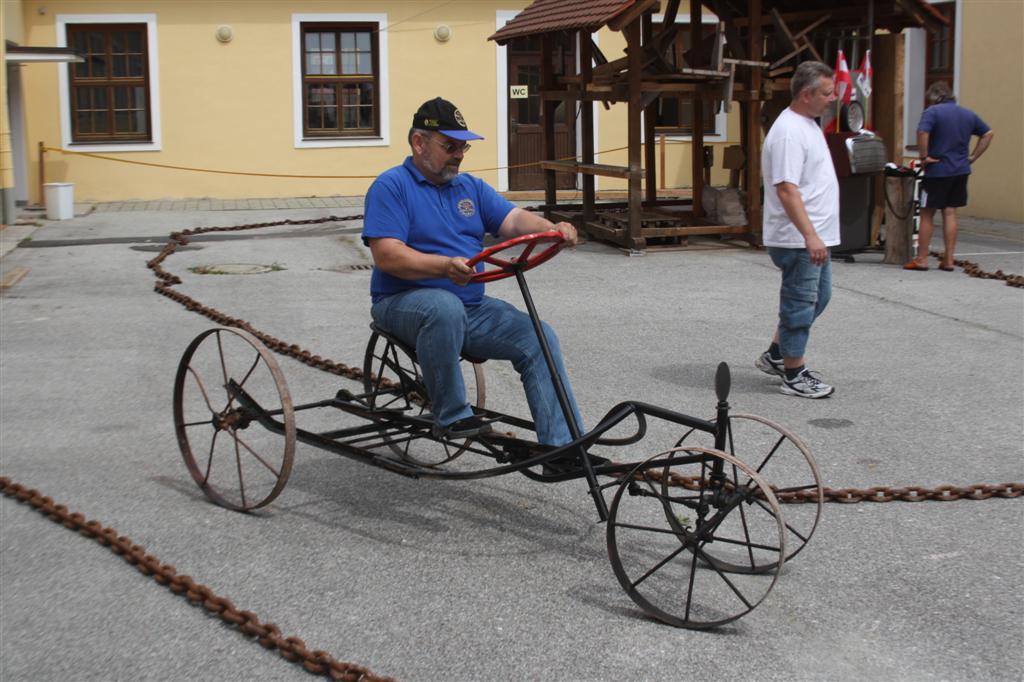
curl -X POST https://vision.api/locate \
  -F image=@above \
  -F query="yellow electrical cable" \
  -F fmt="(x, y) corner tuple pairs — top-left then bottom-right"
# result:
(43, 144), (641, 179)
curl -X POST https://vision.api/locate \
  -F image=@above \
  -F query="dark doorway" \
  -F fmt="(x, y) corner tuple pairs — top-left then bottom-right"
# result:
(507, 35), (577, 190)
(924, 2), (956, 105)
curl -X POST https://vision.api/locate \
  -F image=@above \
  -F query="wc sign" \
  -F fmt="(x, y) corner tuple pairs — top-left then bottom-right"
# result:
(510, 85), (529, 99)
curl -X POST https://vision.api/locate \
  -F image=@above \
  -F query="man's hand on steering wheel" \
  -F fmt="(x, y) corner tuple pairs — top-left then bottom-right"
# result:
(549, 221), (578, 247)
(446, 256), (475, 286)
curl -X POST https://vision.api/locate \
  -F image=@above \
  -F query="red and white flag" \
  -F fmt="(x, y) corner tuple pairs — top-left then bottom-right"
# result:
(835, 50), (853, 105)
(833, 50), (853, 132)
(856, 49), (873, 99)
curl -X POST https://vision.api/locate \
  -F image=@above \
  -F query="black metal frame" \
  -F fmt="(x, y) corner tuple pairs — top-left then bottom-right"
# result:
(173, 234), (826, 629)
(228, 249), (734, 523)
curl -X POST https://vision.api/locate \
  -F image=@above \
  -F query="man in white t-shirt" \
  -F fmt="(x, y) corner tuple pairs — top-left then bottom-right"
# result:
(754, 61), (839, 398)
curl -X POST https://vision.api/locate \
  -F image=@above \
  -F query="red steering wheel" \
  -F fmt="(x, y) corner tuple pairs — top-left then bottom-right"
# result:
(466, 230), (566, 283)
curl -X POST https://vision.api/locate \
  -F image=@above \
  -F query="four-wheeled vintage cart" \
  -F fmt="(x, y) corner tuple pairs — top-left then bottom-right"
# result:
(174, 232), (823, 629)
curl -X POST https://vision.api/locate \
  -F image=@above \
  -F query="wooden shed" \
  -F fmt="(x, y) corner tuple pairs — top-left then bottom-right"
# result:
(489, 0), (946, 252)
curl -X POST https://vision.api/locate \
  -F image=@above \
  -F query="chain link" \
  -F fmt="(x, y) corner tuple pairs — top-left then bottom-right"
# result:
(0, 476), (395, 682)
(928, 250), (1024, 288)
(147, 215), (369, 382)
(637, 469), (1023, 504)
(10, 212), (1019, 680)
(147, 215), (1024, 505)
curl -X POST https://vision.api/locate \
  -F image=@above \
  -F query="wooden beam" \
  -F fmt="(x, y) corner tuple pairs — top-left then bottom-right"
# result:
(608, 0), (660, 32)
(690, 0), (704, 219)
(625, 18), (645, 251)
(580, 31), (596, 227)
(745, 0), (763, 238)
(642, 13), (657, 205)
(539, 161), (639, 179)
(541, 33), (557, 217)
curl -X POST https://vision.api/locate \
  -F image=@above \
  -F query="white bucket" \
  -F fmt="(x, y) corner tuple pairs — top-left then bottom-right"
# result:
(43, 182), (74, 220)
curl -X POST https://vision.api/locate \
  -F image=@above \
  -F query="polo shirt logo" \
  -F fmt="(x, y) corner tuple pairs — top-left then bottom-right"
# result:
(457, 198), (476, 217)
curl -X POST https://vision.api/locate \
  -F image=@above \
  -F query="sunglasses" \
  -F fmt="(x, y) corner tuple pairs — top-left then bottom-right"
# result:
(431, 137), (471, 155)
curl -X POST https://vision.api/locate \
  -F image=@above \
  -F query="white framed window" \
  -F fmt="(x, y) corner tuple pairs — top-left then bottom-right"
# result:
(292, 13), (389, 148)
(56, 14), (161, 152)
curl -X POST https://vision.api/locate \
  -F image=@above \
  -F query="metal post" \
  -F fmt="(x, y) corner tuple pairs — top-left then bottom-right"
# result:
(514, 268), (608, 520)
(37, 141), (45, 207)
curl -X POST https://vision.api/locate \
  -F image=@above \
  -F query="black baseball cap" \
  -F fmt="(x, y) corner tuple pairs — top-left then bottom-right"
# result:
(412, 97), (484, 141)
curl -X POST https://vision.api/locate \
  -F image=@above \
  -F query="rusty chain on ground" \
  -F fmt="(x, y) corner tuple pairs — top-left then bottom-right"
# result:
(927, 250), (1024, 287)
(2, 216), (1018, 678)
(147, 213), (1023, 505)
(651, 470), (1023, 503)
(0, 476), (394, 682)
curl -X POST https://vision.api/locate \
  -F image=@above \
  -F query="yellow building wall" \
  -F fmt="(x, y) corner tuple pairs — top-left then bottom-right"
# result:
(21, 1), (523, 202)
(18, 0), (736, 203)
(958, 1), (1023, 222)
(4, 0), (26, 42)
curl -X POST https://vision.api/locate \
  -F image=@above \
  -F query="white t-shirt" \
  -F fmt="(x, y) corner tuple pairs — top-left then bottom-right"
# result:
(761, 107), (840, 248)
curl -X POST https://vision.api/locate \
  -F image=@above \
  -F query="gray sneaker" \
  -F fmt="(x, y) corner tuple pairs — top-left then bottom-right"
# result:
(780, 369), (834, 399)
(755, 351), (786, 378)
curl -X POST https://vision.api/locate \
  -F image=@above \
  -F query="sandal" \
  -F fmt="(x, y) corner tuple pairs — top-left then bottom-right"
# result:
(939, 264), (955, 271)
(903, 260), (929, 271)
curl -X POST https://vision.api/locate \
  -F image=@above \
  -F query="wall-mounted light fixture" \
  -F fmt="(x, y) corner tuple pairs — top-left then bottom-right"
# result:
(433, 24), (452, 43)
(215, 25), (234, 43)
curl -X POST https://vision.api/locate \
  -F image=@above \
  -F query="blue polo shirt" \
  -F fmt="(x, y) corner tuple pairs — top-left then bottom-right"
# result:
(362, 157), (516, 305)
(917, 101), (990, 178)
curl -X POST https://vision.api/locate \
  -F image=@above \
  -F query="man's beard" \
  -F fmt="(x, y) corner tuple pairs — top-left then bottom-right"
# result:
(439, 163), (460, 182)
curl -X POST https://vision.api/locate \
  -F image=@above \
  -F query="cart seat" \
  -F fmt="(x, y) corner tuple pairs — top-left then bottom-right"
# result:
(369, 323), (486, 365)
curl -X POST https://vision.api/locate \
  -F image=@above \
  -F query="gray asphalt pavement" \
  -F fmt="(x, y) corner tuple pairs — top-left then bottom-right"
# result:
(1, 201), (1022, 681)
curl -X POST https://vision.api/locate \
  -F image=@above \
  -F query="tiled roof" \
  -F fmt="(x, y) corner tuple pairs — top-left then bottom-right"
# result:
(490, 0), (948, 44)
(489, 0), (642, 44)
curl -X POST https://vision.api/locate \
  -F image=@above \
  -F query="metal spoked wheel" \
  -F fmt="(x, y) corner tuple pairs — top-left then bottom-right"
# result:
(173, 327), (295, 512)
(607, 447), (785, 629)
(362, 330), (485, 467)
(675, 413), (823, 570)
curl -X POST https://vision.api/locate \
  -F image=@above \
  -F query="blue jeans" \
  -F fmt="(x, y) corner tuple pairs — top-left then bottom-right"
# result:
(370, 288), (584, 446)
(768, 247), (832, 359)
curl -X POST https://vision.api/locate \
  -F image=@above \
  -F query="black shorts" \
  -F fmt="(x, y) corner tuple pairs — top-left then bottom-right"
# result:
(921, 174), (968, 209)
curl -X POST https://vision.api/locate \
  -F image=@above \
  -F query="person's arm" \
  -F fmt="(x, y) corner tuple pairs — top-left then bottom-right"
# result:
(969, 130), (994, 164)
(496, 207), (578, 245)
(917, 131), (940, 166)
(368, 237), (475, 286)
(775, 182), (828, 265)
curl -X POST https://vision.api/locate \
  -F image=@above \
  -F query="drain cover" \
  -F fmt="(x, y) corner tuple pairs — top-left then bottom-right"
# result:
(189, 263), (281, 275)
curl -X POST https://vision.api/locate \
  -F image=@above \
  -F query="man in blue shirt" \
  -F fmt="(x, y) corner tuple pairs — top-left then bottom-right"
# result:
(362, 97), (583, 444)
(904, 82), (994, 271)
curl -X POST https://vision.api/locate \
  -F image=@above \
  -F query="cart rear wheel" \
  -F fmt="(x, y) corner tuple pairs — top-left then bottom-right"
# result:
(607, 447), (785, 629)
(173, 327), (295, 511)
(362, 330), (485, 467)
(675, 413), (822, 570)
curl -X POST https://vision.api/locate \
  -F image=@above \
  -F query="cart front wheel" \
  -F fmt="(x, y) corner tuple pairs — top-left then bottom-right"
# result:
(607, 447), (785, 629)
(173, 327), (295, 511)
(675, 413), (822, 570)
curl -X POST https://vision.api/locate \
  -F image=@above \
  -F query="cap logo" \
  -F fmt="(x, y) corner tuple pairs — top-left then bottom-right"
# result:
(424, 118), (439, 127)
(454, 109), (466, 128)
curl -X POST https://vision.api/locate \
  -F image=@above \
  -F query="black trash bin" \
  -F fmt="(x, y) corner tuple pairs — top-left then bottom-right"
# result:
(826, 132), (888, 258)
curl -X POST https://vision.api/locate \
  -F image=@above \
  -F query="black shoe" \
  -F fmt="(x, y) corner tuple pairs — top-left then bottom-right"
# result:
(432, 415), (492, 440)
(543, 452), (610, 475)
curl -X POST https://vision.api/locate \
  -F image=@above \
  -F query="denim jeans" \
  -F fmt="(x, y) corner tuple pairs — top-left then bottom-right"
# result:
(768, 246), (832, 359)
(370, 288), (584, 445)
